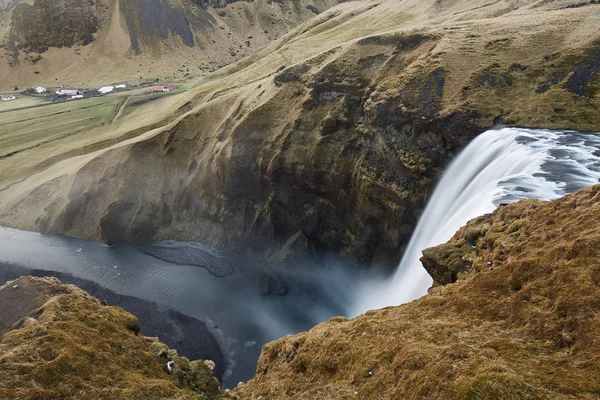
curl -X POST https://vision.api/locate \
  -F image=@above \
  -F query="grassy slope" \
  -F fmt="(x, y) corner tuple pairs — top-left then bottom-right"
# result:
(0, 0), (339, 90)
(0, 0), (598, 265)
(0, 276), (228, 399)
(236, 184), (600, 399)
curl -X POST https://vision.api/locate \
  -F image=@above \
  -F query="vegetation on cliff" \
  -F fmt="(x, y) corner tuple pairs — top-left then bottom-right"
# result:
(10, 0), (101, 54)
(236, 184), (600, 399)
(0, 0), (599, 272)
(0, 276), (229, 399)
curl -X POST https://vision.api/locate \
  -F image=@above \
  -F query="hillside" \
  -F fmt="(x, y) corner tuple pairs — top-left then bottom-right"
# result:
(235, 184), (600, 399)
(0, 276), (230, 399)
(0, 0), (599, 271)
(0, 0), (337, 89)
(2, 184), (599, 399)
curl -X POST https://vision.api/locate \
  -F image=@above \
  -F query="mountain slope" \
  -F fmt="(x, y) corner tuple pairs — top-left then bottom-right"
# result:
(0, 0), (337, 89)
(235, 184), (600, 399)
(0, 0), (599, 270)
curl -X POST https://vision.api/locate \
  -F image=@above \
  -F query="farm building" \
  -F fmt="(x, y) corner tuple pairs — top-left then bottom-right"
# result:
(35, 86), (46, 93)
(153, 84), (176, 93)
(1, 94), (16, 101)
(115, 84), (126, 89)
(98, 86), (114, 94)
(56, 88), (80, 96)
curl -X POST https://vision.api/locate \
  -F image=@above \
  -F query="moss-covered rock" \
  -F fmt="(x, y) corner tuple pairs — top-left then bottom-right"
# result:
(10, 0), (101, 54)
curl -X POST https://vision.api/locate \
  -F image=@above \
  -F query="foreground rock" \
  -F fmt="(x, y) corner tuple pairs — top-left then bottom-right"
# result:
(236, 184), (600, 399)
(0, 276), (230, 400)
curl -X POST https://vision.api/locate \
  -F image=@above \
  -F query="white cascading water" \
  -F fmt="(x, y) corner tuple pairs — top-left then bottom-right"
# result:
(350, 127), (600, 316)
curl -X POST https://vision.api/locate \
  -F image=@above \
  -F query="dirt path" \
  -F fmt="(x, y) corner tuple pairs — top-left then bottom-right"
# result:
(110, 95), (131, 124)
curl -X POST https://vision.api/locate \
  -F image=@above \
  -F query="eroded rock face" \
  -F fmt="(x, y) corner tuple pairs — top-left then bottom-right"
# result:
(23, 33), (480, 271)
(1, 0), (599, 274)
(0, 276), (229, 400)
(11, 0), (101, 53)
(236, 184), (600, 399)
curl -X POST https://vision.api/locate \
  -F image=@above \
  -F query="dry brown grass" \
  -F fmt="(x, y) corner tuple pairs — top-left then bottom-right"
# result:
(0, 276), (228, 400)
(236, 184), (600, 399)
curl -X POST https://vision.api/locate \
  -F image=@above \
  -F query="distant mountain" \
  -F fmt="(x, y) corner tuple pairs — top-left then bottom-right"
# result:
(0, 0), (337, 88)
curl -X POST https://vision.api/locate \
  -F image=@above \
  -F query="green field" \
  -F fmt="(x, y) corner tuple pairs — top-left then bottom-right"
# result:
(0, 86), (192, 188)
(0, 97), (122, 158)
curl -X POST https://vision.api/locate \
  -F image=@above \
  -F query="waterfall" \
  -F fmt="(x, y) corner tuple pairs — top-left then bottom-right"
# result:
(350, 127), (600, 316)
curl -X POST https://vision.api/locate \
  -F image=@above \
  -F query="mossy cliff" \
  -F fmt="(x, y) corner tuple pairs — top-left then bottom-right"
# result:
(235, 184), (600, 399)
(0, 276), (230, 400)
(0, 0), (599, 273)
(9, 0), (103, 54)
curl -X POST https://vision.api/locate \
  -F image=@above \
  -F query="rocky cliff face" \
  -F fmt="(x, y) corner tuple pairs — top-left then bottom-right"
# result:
(10, 0), (102, 54)
(0, 0), (599, 272)
(235, 184), (600, 399)
(0, 276), (230, 400)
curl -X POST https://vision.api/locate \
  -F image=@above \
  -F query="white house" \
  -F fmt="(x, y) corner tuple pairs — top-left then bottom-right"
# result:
(35, 86), (46, 93)
(1, 94), (16, 101)
(56, 88), (80, 96)
(98, 86), (115, 94)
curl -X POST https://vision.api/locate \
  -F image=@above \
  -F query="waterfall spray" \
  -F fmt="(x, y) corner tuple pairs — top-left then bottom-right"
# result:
(350, 128), (600, 316)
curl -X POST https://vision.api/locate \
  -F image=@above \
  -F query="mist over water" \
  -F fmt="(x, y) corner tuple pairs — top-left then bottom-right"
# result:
(0, 227), (355, 388)
(350, 128), (600, 316)
(0, 128), (599, 387)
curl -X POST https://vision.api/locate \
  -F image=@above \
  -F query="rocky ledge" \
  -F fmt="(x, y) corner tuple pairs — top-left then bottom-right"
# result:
(235, 184), (600, 399)
(0, 276), (232, 400)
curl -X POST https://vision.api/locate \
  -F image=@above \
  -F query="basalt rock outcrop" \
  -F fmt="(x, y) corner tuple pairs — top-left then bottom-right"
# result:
(0, 276), (230, 400)
(236, 184), (600, 399)
(0, 0), (599, 273)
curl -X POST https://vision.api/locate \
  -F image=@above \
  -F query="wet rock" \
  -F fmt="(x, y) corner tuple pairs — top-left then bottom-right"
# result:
(139, 241), (234, 277)
(258, 275), (289, 296)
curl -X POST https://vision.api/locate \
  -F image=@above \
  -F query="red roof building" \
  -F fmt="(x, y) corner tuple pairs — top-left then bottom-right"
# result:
(153, 84), (176, 93)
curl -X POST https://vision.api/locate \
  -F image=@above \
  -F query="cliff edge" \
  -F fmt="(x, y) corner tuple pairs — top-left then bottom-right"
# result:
(236, 184), (600, 399)
(0, 276), (230, 400)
